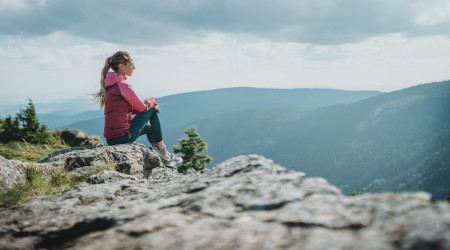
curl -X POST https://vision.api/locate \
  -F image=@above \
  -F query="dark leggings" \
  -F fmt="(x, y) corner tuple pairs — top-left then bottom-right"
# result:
(106, 107), (162, 145)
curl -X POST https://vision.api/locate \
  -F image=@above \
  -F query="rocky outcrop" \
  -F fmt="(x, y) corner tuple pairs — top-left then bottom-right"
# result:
(1, 143), (176, 190)
(0, 154), (449, 249)
(52, 128), (102, 147)
(37, 143), (175, 179)
(0, 129), (103, 190)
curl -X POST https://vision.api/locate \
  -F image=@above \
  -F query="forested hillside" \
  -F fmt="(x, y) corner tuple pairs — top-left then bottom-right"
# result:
(157, 87), (382, 130)
(164, 81), (450, 199)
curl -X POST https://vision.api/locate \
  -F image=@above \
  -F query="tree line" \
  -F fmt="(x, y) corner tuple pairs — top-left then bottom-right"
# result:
(0, 99), (49, 144)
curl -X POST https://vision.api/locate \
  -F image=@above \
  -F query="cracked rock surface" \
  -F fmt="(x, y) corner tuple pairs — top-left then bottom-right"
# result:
(37, 143), (166, 178)
(1, 155), (449, 249)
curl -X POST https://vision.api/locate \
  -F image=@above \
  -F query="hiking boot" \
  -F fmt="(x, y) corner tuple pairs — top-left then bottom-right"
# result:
(164, 154), (183, 167)
(170, 153), (183, 165)
(152, 143), (183, 167)
(151, 143), (171, 161)
(164, 159), (176, 167)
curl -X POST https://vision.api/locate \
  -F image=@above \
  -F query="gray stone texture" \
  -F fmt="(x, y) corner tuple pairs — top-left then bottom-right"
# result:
(0, 155), (28, 190)
(37, 143), (169, 179)
(0, 152), (449, 249)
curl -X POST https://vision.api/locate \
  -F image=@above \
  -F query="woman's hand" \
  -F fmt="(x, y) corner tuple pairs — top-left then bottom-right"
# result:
(144, 97), (158, 110)
(154, 104), (160, 113)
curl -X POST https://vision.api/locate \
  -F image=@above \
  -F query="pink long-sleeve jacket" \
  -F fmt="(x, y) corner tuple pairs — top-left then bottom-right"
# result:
(103, 72), (157, 139)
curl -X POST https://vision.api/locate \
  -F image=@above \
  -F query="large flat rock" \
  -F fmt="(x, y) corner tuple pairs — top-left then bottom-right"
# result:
(0, 155), (449, 249)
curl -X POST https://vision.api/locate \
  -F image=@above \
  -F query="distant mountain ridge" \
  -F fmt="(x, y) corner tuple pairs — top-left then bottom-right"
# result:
(54, 87), (382, 138)
(38, 110), (103, 129)
(0, 96), (98, 118)
(163, 81), (450, 199)
(18, 83), (450, 199)
(157, 87), (382, 130)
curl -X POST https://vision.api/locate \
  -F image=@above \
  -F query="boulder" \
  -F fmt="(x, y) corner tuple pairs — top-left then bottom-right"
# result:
(0, 155), (449, 249)
(37, 143), (174, 179)
(52, 128), (103, 147)
(1, 143), (176, 190)
(0, 155), (28, 190)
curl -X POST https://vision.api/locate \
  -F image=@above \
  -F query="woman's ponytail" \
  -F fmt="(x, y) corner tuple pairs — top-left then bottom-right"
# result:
(94, 57), (111, 109)
(93, 51), (131, 109)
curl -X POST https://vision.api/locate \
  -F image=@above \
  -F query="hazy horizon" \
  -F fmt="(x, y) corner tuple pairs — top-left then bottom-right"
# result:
(0, 85), (393, 119)
(0, 84), (389, 110)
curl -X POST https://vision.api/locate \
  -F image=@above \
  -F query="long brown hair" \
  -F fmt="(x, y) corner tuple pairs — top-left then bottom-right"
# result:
(93, 51), (132, 109)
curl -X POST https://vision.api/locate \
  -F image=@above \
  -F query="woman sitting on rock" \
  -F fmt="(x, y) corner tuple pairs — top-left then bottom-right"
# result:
(94, 51), (182, 167)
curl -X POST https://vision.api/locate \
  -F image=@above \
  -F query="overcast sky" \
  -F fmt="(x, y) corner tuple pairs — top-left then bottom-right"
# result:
(1, 0), (450, 106)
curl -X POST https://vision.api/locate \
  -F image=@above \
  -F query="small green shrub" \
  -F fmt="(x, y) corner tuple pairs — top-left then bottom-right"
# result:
(350, 190), (361, 197)
(173, 126), (213, 173)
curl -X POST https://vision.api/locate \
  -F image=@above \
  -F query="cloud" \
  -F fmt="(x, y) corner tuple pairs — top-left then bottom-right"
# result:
(1, 0), (449, 106)
(1, 0), (449, 45)
(412, 0), (450, 26)
(1, 28), (450, 107)
(0, 0), (28, 10)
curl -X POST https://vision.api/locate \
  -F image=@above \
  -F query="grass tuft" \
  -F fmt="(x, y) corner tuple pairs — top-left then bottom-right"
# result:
(0, 163), (114, 208)
(0, 140), (69, 162)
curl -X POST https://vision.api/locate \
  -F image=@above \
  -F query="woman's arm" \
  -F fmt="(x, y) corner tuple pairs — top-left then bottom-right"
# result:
(117, 81), (147, 113)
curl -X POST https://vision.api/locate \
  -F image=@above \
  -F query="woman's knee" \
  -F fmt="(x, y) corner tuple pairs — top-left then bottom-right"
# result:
(149, 107), (159, 115)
